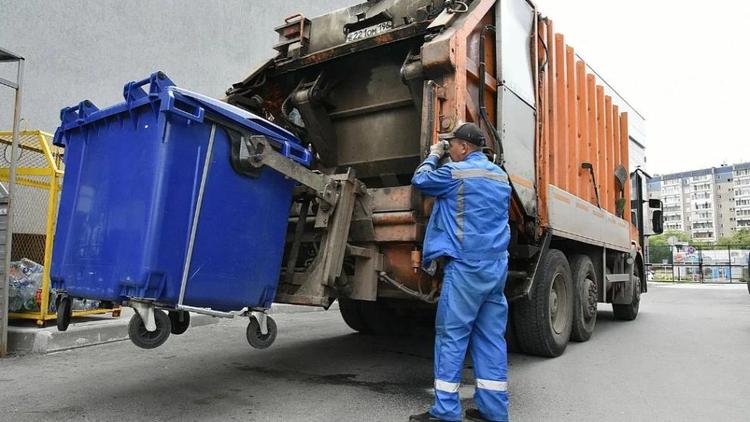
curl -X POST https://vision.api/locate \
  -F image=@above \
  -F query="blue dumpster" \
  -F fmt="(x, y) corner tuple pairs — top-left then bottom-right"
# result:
(51, 72), (311, 313)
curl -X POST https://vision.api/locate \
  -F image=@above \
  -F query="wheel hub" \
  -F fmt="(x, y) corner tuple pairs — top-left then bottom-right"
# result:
(549, 272), (568, 335)
(583, 277), (597, 319)
(550, 290), (559, 316)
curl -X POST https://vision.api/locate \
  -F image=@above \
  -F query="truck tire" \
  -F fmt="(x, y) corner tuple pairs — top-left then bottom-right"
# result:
(359, 299), (408, 336)
(338, 298), (373, 334)
(612, 263), (642, 321)
(512, 249), (573, 357)
(570, 255), (598, 342)
(505, 310), (522, 354)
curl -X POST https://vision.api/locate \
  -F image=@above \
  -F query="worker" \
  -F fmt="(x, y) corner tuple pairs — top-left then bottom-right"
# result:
(409, 122), (511, 422)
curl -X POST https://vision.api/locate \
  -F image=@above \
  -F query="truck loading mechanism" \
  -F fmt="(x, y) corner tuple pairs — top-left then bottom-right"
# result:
(225, 0), (664, 357)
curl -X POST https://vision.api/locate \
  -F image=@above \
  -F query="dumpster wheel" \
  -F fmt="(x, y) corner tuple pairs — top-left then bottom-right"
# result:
(246, 315), (277, 349)
(128, 309), (171, 349)
(169, 310), (191, 335)
(56, 296), (72, 332)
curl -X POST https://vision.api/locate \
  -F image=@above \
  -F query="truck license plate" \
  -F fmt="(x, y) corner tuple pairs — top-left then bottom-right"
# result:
(346, 21), (394, 43)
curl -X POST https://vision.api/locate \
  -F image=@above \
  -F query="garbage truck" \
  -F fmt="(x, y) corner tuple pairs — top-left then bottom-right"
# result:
(52, 0), (663, 357)
(223, 0), (663, 357)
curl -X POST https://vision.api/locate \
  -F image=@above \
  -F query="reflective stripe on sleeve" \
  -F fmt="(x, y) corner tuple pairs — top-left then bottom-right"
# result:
(476, 379), (508, 392)
(451, 169), (509, 184)
(434, 379), (461, 393)
(456, 181), (464, 242)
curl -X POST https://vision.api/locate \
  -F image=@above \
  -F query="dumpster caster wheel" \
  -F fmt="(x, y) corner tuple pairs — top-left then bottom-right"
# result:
(129, 309), (171, 349)
(169, 311), (190, 335)
(57, 296), (72, 332)
(246, 315), (277, 349)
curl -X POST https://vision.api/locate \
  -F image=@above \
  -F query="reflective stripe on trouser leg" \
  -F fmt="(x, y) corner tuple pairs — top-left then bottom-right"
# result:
(435, 379), (460, 393)
(471, 259), (510, 422)
(476, 379), (508, 391)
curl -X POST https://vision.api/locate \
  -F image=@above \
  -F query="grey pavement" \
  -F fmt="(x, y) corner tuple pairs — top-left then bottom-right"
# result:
(0, 283), (749, 421)
(6, 303), (338, 355)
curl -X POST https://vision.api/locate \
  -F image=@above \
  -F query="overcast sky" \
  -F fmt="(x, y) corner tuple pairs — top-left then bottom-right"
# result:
(534, 0), (749, 175)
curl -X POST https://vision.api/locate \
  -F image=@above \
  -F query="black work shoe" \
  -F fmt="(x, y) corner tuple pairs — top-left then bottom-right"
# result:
(465, 408), (491, 421)
(408, 411), (448, 421)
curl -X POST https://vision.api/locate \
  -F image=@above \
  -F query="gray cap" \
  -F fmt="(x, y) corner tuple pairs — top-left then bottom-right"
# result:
(438, 122), (486, 146)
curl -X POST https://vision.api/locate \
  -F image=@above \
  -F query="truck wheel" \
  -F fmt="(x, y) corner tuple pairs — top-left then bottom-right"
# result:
(128, 309), (171, 349)
(168, 310), (190, 335)
(512, 249), (573, 357)
(570, 255), (598, 342)
(505, 310), (522, 354)
(359, 299), (408, 336)
(613, 264), (642, 321)
(338, 298), (373, 334)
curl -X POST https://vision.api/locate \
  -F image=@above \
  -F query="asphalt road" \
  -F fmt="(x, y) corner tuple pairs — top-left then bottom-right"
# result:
(1, 283), (749, 421)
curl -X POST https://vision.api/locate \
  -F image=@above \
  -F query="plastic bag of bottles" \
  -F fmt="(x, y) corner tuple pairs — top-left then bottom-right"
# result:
(72, 298), (100, 311)
(8, 258), (101, 313)
(7, 258), (44, 312)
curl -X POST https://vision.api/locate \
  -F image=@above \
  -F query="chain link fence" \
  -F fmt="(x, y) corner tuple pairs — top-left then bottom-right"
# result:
(647, 243), (750, 283)
(0, 131), (62, 264)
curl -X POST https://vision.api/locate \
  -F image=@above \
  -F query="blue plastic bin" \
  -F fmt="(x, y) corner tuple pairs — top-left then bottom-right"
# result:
(51, 72), (311, 312)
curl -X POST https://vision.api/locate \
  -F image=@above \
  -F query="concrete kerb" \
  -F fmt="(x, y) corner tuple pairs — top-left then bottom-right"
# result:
(6, 302), (338, 355)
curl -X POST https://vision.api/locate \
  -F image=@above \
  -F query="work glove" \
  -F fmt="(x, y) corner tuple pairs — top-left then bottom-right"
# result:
(428, 140), (449, 159)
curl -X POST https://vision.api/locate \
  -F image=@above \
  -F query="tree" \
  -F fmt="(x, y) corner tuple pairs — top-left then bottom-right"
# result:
(648, 230), (691, 247)
(647, 230), (691, 264)
(716, 229), (750, 247)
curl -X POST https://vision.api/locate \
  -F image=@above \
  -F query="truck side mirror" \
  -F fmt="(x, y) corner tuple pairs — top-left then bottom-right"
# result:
(648, 198), (662, 208)
(652, 209), (664, 234)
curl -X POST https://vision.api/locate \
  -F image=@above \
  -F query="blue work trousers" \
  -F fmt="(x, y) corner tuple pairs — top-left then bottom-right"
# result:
(431, 258), (509, 422)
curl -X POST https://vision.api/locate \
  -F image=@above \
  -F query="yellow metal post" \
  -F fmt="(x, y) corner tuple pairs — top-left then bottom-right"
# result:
(39, 132), (58, 325)
(0, 130), (119, 326)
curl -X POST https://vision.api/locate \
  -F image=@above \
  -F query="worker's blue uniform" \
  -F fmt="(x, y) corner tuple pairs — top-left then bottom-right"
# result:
(412, 150), (511, 422)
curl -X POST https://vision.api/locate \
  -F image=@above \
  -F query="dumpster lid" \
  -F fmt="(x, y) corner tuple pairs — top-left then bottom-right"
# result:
(54, 72), (312, 166)
(169, 87), (300, 148)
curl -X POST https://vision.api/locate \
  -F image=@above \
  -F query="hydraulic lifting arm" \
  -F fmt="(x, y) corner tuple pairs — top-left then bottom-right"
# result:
(240, 135), (375, 308)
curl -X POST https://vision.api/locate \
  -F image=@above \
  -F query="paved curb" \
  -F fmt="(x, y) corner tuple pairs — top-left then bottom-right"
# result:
(7, 302), (338, 355)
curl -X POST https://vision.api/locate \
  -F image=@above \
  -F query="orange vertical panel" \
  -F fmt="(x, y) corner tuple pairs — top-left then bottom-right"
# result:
(545, 20), (556, 197)
(586, 75), (597, 205)
(535, 20), (549, 226)
(604, 95), (614, 213)
(576, 61), (589, 203)
(595, 87), (606, 211)
(565, 46), (578, 196)
(612, 104), (621, 216)
(620, 112), (631, 222)
(613, 105), (621, 173)
(554, 34), (568, 190)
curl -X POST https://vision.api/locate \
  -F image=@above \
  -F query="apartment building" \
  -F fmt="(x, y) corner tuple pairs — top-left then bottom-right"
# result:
(648, 162), (750, 242)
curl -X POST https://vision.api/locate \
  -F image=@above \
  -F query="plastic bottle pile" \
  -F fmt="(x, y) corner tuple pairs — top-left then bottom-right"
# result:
(8, 258), (100, 312)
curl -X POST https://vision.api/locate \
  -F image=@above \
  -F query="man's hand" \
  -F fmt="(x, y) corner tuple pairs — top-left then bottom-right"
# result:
(428, 140), (449, 159)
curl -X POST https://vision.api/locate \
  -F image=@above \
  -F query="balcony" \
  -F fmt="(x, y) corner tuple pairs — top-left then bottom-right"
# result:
(692, 232), (715, 240)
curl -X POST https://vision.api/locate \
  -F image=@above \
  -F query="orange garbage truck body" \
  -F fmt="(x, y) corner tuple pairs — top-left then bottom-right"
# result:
(226, 0), (663, 356)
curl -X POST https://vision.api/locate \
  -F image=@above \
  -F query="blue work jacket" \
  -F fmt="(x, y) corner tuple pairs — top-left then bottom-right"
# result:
(411, 151), (511, 267)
